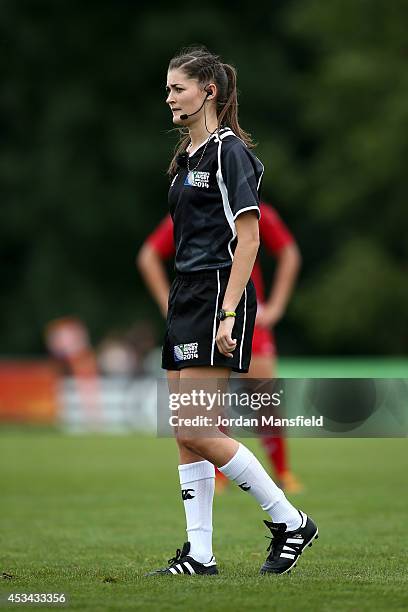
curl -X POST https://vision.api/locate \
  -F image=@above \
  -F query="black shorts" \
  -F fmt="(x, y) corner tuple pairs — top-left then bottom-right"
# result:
(162, 267), (257, 373)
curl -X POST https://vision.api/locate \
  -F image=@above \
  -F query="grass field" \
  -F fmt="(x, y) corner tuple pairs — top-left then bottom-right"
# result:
(1, 432), (407, 611)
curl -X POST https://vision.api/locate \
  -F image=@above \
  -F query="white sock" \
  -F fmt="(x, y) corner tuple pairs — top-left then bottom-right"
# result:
(178, 460), (215, 563)
(219, 443), (301, 531)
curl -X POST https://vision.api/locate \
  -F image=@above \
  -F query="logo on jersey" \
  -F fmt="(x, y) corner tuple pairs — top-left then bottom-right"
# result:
(174, 342), (199, 361)
(184, 171), (210, 189)
(170, 173), (178, 188)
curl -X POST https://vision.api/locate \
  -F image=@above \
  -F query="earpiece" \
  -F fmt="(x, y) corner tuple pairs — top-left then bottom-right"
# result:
(179, 87), (215, 120)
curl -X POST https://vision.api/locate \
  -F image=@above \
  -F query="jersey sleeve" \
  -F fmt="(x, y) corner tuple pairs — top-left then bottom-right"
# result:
(259, 203), (295, 254)
(146, 214), (175, 260)
(220, 140), (262, 221)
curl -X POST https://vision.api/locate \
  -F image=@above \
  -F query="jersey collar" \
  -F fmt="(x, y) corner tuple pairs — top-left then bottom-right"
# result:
(188, 127), (231, 156)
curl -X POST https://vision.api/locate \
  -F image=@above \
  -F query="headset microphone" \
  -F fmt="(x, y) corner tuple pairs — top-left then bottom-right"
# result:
(180, 90), (211, 121)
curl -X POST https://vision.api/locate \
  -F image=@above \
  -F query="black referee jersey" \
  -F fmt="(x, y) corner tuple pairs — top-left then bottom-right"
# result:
(169, 127), (264, 273)
(162, 127), (263, 372)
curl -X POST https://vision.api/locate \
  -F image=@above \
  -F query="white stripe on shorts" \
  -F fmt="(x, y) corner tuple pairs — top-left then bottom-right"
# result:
(239, 287), (247, 370)
(210, 270), (221, 365)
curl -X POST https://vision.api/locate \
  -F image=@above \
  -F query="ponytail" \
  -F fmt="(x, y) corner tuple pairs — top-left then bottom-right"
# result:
(217, 63), (254, 150)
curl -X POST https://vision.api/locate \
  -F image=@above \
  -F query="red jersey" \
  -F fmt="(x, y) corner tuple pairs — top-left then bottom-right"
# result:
(147, 202), (294, 304)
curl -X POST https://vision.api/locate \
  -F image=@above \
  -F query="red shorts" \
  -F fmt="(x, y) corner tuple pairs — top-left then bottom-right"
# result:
(251, 326), (276, 357)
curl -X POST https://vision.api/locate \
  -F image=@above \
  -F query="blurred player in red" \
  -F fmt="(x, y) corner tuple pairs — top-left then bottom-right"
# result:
(138, 203), (303, 493)
(44, 316), (101, 427)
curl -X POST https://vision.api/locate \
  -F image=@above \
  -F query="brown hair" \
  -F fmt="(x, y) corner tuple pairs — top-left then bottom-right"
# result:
(167, 46), (254, 177)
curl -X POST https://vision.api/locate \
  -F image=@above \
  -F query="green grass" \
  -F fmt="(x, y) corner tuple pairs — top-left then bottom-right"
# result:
(1, 433), (407, 611)
(278, 357), (408, 378)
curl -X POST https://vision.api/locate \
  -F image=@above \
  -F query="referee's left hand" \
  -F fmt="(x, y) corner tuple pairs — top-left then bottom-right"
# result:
(216, 318), (237, 358)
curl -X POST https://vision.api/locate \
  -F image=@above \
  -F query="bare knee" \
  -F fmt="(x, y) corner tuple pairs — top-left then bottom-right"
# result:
(176, 434), (207, 456)
(176, 434), (199, 452)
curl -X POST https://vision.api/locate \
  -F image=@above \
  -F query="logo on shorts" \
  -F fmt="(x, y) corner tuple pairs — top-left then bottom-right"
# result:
(184, 171), (210, 188)
(174, 342), (199, 361)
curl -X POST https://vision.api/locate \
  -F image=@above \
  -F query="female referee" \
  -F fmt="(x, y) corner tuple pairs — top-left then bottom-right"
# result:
(145, 46), (318, 576)
(138, 206), (304, 495)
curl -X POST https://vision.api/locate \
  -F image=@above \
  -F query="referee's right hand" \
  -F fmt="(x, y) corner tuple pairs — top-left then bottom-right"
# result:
(216, 318), (237, 358)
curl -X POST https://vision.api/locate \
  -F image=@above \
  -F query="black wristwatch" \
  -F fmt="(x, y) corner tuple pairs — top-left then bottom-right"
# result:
(217, 309), (236, 321)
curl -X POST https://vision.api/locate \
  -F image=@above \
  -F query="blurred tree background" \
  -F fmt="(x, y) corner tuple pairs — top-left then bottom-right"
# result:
(1, 0), (407, 355)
